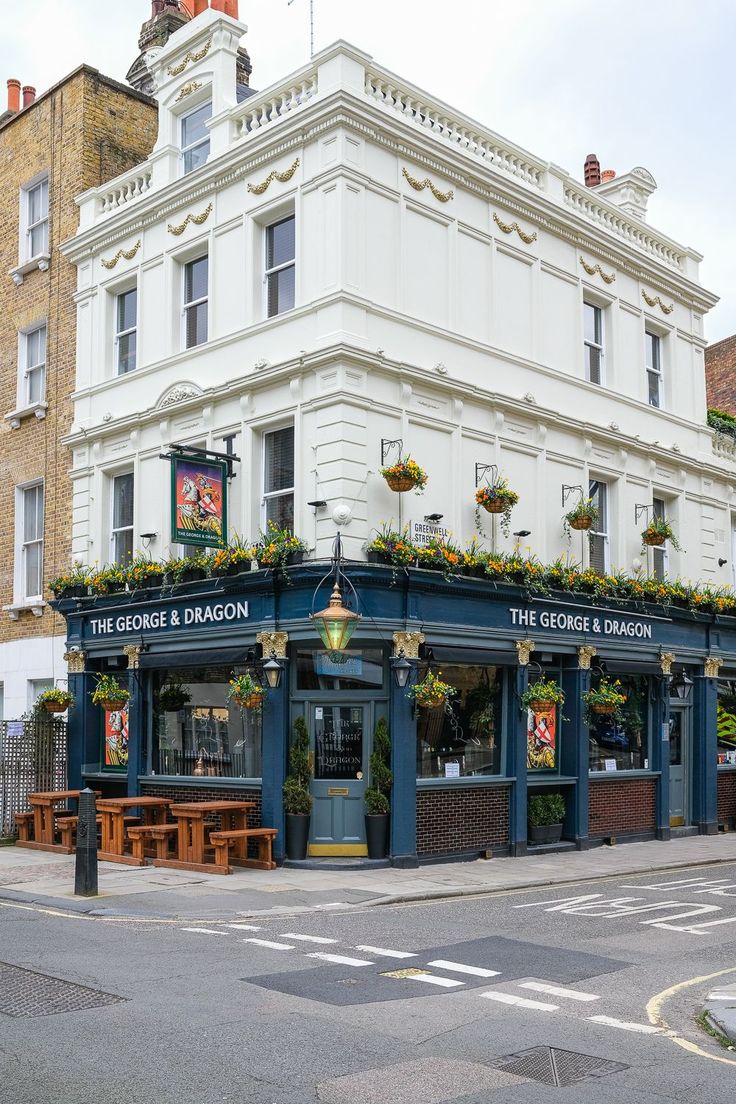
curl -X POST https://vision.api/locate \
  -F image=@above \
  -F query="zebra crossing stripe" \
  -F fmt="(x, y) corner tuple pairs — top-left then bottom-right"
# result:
(244, 938), (295, 950)
(427, 960), (500, 978)
(281, 934), (338, 944)
(181, 927), (229, 936)
(589, 1015), (662, 1034)
(410, 974), (464, 988)
(355, 946), (417, 959)
(519, 982), (599, 1002)
(481, 992), (558, 1012)
(306, 953), (374, 967)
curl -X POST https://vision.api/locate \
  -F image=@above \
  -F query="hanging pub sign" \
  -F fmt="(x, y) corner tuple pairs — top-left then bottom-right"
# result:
(170, 454), (228, 549)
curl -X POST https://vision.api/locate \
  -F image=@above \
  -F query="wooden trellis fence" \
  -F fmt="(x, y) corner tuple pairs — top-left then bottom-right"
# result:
(0, 718), (68, 836)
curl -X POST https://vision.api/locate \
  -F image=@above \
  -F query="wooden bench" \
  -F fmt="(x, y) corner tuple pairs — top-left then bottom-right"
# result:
(208, 828), (278, 873)
(56, 814), (139, 852)
(14, 813), (33, 841)
(126, 824), (179, 863)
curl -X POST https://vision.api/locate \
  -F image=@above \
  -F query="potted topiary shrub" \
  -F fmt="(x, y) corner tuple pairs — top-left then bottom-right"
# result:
(527, 792), (566, 845)
(364, 717), (392, 859)
(283, 715), (313, 860)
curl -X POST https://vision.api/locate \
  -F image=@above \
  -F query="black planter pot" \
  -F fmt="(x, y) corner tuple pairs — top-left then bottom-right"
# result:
(285, 813), (310, 860)
(285, 550), (305, 566)
(178, 569), (207, 584)
(56, 585), (88, 599)
(528, 822), (563, 845)
(365, 814), (389, 859)
(366, 550), (392, 565)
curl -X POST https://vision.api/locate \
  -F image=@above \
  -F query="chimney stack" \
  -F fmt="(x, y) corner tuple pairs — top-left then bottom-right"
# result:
(584, 153), (601, 188)
(22, 85), (36, 109)
(211, 0), (239, 14)
(7, 79), (20, 113)
(192, 0), (208, 12)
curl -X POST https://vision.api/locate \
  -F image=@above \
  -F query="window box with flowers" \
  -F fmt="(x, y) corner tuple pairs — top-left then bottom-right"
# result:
(48, 563), (92, 600)
(380, 457), (428, 494)
(37, 688), (74, 714)
(89, 566), (128, 596)
(365, 525), (415, 566)
(641, 515), (681, 550)
(127, 557), (165, 593)
(475, 477), (518, 537)
(163, 552), (213, 585)
(257, 523), (308, 568)
(407, 671), (457, 710)
(91, 674), (131, 711)
(211, 542), (259, 577)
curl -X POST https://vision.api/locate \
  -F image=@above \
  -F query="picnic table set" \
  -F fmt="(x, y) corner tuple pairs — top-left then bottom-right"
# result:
(15, 790), (276, 874)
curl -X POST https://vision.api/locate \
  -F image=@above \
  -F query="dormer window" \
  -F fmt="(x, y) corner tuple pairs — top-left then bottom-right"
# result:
(181, 100), (212, 175)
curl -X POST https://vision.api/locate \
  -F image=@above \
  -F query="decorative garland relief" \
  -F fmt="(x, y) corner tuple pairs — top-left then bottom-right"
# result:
(493, 212), (537, 244)
(167, 39), (212, 77)
(167, 202), (213, 236)
(101, 240), (142, 270)
(402, 167), (454, 203)
(579, 256), (616, 284)
(247, 158), (301, 195)
(175, 80), (203, 103)
(642, 290), (674, 315)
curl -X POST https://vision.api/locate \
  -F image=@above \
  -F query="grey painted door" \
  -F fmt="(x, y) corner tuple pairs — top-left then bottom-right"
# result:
(309, 703), (369, 855)
(669, 708), (688, 826)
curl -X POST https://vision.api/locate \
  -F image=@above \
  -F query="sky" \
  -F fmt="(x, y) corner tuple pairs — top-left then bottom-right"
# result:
(2, 0), (734, 341)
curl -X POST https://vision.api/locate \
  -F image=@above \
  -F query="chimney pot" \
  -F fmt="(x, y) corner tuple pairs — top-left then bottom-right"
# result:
(193, 0), (208, 13)
(584, 153), (601, 188)
(7, 78), (20, 113)
(211, 0), (238, 15)
(600, 169), (616, 183)
(22, 85), (36, 108)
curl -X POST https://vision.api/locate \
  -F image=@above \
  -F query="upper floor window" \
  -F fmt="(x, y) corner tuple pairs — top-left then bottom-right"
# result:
(23, 177), (48, 260)
(589, 479), (609, 574)
(23, 324), (46, 405)
(584, 302), (604, 385)
(645, 331), (662, 408)
(115, 288), (137, 375)
(183, 256), (208, 348)
(652, 496), (668, 580)
(20, 482), (44, 600)
(181, 101), (212, 175)
(263, 427), (295, 530)
(111, 472), (134, 565)
(265, 216), (295, 318)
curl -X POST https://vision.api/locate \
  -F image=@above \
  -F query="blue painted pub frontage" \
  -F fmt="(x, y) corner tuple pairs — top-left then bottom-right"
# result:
(56, 564), (736, 865)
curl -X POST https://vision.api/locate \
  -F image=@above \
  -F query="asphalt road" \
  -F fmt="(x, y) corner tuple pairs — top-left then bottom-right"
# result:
(2, 861), (736, 1104)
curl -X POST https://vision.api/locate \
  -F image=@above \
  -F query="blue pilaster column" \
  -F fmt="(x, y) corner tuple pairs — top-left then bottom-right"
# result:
(65, 649), (90, 791)
(561, 656), (590, 850)
(693, 664), (719, 835)
(261, 658), (290, 864)
(125, 647), (144, 797)
(652, 670), (671, 841)
(390, 664), (418, 868)
(508, 648), (530, 857)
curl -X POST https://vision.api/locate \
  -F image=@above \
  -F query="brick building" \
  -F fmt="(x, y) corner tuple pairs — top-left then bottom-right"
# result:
(0, 67), (157, 719)
(705, 333), (736, 413)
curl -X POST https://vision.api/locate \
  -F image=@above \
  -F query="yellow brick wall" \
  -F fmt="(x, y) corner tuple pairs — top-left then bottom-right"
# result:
(0, 67), (157, 645)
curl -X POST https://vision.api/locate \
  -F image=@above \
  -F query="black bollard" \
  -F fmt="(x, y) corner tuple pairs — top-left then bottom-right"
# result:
(74, 787), (98, 897)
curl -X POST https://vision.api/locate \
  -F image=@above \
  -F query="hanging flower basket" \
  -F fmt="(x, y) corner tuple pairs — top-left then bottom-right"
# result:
(90, 675), (130, 711)
(227, 673), (264, 711)
(385, 472), (417, 492)
(640, 516), (682, 551)
(521, 679), (565, 715)
(380, 457), (428, 495)
(563, 497), (599, 536)
(642, 529), (666, 547)
(591, 702), (617, 715)
(583, 679), (627, 723)
(233, 691), (264, 711)
(481, 498), (505, 515)
(570, 516), (593, 531)
(99, 697), (129, 712)
(407, 671), (457, 710)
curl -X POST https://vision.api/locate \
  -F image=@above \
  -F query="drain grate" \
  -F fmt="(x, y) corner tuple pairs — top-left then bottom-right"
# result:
(0, 962), (127, 1018)
(490, 1047), (628, 1087)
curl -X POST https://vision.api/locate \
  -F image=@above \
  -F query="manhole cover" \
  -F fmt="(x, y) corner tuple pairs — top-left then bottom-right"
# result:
(491, 1047), (628, 1087)
(0, 962), (127, 1018)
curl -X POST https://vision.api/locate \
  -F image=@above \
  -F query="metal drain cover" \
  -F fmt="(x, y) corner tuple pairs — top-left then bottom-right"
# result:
(0, 962), (127, 1018)
(490, 1047), (628, 1087)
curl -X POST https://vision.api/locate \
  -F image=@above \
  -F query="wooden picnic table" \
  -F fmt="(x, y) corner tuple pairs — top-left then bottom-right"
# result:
(154, 801), (256, 875)
(18, 790), (100, 854)
(96, 797), (172, 866)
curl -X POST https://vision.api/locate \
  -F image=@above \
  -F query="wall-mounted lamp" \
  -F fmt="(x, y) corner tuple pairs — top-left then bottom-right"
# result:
(307, 500), (327, 509)
(671, 671), (693, 701)
(424, 513), (443, 523)
(261, 652), (284, 690)
(139, 532), (158, 549)
(719, 558), (728, 568)
(390, 648), (413, 689)
(513, 530), (531, 539)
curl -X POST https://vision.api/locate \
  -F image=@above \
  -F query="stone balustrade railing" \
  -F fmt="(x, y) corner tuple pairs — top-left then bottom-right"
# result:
(98, 169), (153, 215)
(713, 432), (736, 462)
(234, 74), (318, 139)
(563, 181), (684, 271)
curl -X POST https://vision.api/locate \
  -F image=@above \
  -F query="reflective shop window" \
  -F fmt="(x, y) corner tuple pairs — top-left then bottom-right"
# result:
(150, 666), (261, 778)
(295, 649), (384, 692)
(416, 666), (503, 779)
(717, 680), (736, 766)
(588, 673), (649, 772)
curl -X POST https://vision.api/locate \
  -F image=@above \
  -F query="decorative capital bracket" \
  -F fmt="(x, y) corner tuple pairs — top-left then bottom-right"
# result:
(123, 645), (143, 670)
(515, 639), (535, 666)
(64, 649), (87, 674)
(392, 631), (425, 659)
(578, 645), (597, 671)
(256, 631), (289, 659)
(704, 656), (722, 679)
(659, 651), (676, 676)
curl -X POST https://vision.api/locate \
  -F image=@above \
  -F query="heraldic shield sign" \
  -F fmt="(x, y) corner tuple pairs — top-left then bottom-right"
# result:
(170, 455), (228, 549)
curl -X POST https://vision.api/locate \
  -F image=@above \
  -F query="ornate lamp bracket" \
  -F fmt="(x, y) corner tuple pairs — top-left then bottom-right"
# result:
(256, 632), (289, 659)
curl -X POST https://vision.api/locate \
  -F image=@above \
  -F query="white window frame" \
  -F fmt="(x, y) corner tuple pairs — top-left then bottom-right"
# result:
(23, 176), (49, 261)
(584, 301), (605, 385)
(646, 329), (663, 409)
(180, 100), (212, 176)
(262, 425), (295, 530)
(264, 215), (296, 319)
(22, 323), (47, 406)
(182, 254), (209, 349)
(114, 286), (137, 375)
(110, 471), (135, 565)
(651, 496), (669, 580)
(588, 478), (610, 573)
(16, 480), (44, 602)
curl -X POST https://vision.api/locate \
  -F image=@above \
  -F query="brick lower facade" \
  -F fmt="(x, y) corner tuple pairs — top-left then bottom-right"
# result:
(416, 785), (510, 856)
(589, 777), (656, 838)
(717, 771), (736, 824)
(140, 782), (262, 826)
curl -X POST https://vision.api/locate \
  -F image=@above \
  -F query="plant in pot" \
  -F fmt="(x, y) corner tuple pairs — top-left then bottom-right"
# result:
(258, 522), (309, 568)
(227, 672), (264, 712)
(158, 680), (191, 712)
(563, 496), (599, 536)
(48, 562), (91, 600)
(127, 556), (165, 592)
(364, 717), (392, 859)
(283, 715), (313, 860)
(90, 674), (131, 711)
(406, 670), (457, 710)
(37, 688), (74, 714)
(475, 477), (518, 538)
(641, 514), (682, 551)
(521, 678), (566, 715)
(582, 679), (627, 722)
(380, 456), (428, 494)
(527, 792), (566, 845)
(365, 524), (415, 566)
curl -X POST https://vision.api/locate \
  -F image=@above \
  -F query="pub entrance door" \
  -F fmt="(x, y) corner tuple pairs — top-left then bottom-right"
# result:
(669, 707), (690, 827)
(308, 703), (370, 856)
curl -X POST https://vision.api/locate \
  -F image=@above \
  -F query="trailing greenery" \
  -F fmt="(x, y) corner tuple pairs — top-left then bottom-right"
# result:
(582, 679), (628, 723)
(406, 671), (457, 707)
(257, 522), (309, 567)
(528, 792), (566, 827)
(90, 674), (130, 707)
(475, 476), (519, 538)
(283, 715), (313, 815)
(227, 672), (264, 710)
(563, 496), (599, 537)
(521, 679), (565, 711)
(48, 562), (92, 597)
(708, 408), (736, 441)
(365, 717), (392, 816)
(641, 514), (682, 552)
